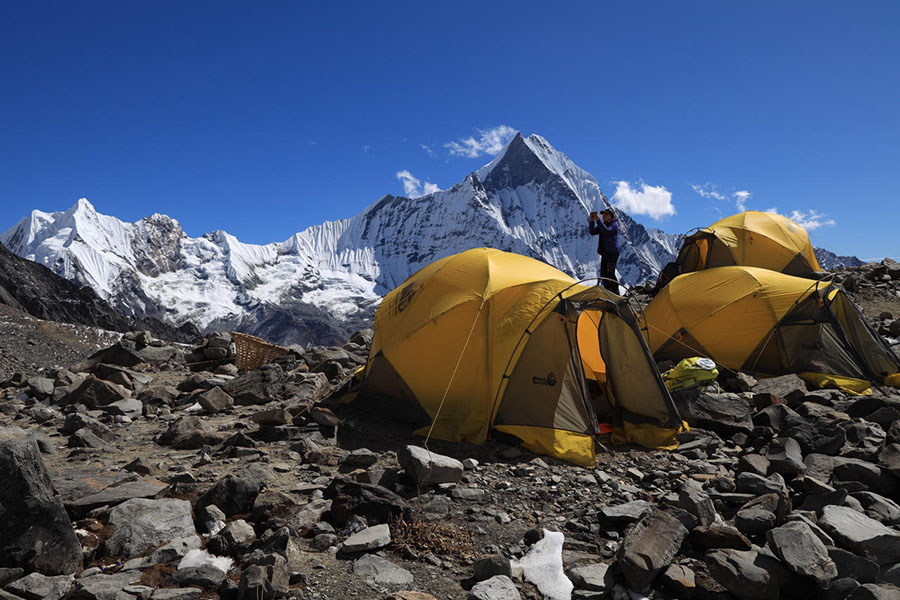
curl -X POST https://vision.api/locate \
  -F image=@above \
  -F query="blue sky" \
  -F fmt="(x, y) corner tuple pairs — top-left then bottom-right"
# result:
(1, 2), (897, 259)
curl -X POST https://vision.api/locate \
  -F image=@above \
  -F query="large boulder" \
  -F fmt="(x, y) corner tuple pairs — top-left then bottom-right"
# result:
(0, 427), (83, 575)
(105, 498), (197, 558)
(196, 465), (272, 517)
(684, 392), (754, 435)
(616, 509), (688, 591)
(705, 549), (789, 600)
(765, 521), (838, 584)
(819, 505), (900, 565)
(157, 416), (223, 449)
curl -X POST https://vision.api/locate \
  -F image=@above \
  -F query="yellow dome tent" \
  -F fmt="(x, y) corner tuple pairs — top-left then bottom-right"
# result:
(643, 266), (900, 393)
(356, 248), (682, 466)
(676, 211), (821, 277)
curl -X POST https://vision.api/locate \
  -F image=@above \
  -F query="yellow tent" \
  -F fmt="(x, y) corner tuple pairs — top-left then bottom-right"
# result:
(643, 266), (900, 392)
(676, 211), (821, 277)
(356, 248), (682, 466)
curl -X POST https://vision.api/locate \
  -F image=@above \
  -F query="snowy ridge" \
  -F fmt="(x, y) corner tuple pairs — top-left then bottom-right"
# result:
(0, 133), (701, 344)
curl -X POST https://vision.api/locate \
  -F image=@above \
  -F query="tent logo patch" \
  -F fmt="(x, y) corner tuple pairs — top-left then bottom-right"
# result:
(532, 372), (557, 387)
(392, 282), (420, 315)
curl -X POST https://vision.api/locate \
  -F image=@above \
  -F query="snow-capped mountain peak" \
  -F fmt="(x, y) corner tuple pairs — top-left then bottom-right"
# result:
(1, 134), (691, 345)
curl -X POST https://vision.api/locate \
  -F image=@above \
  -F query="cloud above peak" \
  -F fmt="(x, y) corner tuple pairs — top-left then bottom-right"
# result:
(765, 208), (836, 231)
(692, 182), (751, 211)
(445, 125), (517, 158)
(396, 170), (440, 198)
(612, 181), (676, 220)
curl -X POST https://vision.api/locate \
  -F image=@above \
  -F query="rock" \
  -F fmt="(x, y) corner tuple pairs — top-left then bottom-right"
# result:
(568, 563), (613, 592)
(735, 472), (786, 496)
(68, 478), (168, 515)
(468, 575), (521, 600)
(148, 535), (202, 563)
(207, 520), (256, 556)
(105, 498), (197, 558)
(0, 569), (23, 587)
(474, 555), (513, 582)
(197, 387), (233, 413)
(616, 509), (688, 591)
(832, 457), (890, 493)
(753, 404), (800, 432)
(738, 454), (771, 476)
(343, 448), (379, 469)
(0, 427), (83, 575)
(735, 494), (788, 538)
(3, 573), (74, 600)
(766, 520), (838, 584)
(70, 571), (142, 600)
(157, 416), (222, 449)
(766, 437), (806, 475)
(677, 479), (717, 526)
(879, 443), (900, 477)
(69, 427), (107, 449)
(251, 407), (292, 426)
(784, 418), (847, 456)
(324, 477), (409, 526)
(342, 523), (391, 552)
(61, 412), (113, 439)
(237, 553), (289, 600)
(820, 506), (900, 564)
(842, 421), (887, 461)
(196, 465), (271, 516)
(659, 564), (696, 598)
(598, 500), (653, 524)
(752, 375), (808, 401)
(105, 398), (142, 419)
(397, 445), (464, 486)
(352, 553), (414, 585)
(822, 578), (861, 600)
(310, 406), (341, 427)
(285, 498), (332, 536)
(172, 564), (227, 587)
(828, 547), (880, 583)
(851, 584), (900, 600)
(152, 589), (203, 600)
(688, 525), (752, 550)
(222, 364), (285, 405)
(685, 392), (754, 435)
(62, 376), (130, 408)
(852, 492), (900, 526)
(705, 549), (790, 600)
(386, 593), (439, 600)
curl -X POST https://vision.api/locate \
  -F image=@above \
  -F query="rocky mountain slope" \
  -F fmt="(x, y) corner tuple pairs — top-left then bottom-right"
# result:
(0, 241), (197, 343)
(1, 133), (861, 347)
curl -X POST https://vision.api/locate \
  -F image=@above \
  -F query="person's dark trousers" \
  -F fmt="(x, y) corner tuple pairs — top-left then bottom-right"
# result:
(600, 252), (620, 294)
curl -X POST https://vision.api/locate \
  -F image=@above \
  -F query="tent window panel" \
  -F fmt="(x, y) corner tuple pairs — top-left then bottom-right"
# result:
(832, 294), (900, 379)
(776, 323), (866, 380)
(600, 317), (675, 425)
(496, 315), (593, 435)
(706, 238), (736, 268)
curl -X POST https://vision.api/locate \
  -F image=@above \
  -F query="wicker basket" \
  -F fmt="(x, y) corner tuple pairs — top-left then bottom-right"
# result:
(231, 332), (290, 371)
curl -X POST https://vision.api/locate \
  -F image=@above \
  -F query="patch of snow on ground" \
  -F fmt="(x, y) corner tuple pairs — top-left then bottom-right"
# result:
(515, 529), (572, 600)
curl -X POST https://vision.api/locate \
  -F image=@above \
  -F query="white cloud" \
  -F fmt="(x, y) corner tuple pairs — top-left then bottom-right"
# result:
(611, 181), (676, 220)
(692, 182), (751, 211)
(362, 145), (371, 152)
(765, 207), (836, 230)
(396, 170), (440, 198)
(421, 144), (435, 157)
(445, 125), (517, 158)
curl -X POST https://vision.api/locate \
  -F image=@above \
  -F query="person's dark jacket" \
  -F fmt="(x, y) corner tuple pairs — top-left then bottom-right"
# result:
(589, 218), (621, 254)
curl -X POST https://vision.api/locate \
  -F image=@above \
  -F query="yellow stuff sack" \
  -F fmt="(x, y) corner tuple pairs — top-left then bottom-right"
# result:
(662, 357), (719, 391)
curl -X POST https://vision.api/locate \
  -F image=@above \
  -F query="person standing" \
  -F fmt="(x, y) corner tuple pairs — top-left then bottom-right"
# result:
(589, 208), (621, 294)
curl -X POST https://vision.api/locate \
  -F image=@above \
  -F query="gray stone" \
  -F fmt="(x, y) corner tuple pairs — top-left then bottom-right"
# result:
(819, 505), (900, 564)
(71, 572), (142, 600)
(0, 427), (83, 575)
(236, 553), (289, 600)
(4, 573), (73, 600)
(68, 478), (168, 514)
(474, 555), (513, 582)
(398, 445), (464, 486)
(828, 547), (880, 583)
(688, 525), (752, 550)
(468, 575), (521, 600)
(852, 491), (900, 526)
(197, 387), (233, 413)
(343, 448), (379, 469)
(69, 427), (107, 449)
(616, 509), (688, 591)
(105, 398), (142, 419)
(735, 472), (786, 496)
(148, 535), (202, 563)
(598, 500), (653, 523)
(766, 521), (838, 584)
(851, 583), (900, 600)
(451, 487), (487, 501)
(343, 523), (391, 552)
(879, 443), (900, 477)
(686, 392), (754, 435)
(0, 569), (23, 587)
(842, 421), (887, 461)
(352, 553), (414, 585)
(208, 519), (256, 555)
(738, 454), (771, 476)
(172, 564), (227, 587)
(151, 589), (202, 600)
(196, 464), (271, 517)
(157, 416), (222, 449)
(251, 407), (292, 426)
(105, 498), (197, 558)
(767, 437), (806, 475)
(752, 374), (808, 400)
(784, 513), (835, 546)
(677, 479), (717, 526)
(705, 549), (789, 600)
(658, 564), (696, 597)
(568, 562), (613, 592)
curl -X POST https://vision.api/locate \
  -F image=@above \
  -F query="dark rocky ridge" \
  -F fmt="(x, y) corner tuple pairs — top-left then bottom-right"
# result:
(0, 241), (198, 343)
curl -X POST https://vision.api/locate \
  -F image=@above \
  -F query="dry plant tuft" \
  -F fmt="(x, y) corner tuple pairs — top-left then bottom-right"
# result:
(391, 514), (475, 560)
